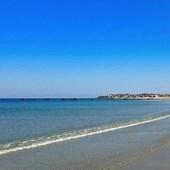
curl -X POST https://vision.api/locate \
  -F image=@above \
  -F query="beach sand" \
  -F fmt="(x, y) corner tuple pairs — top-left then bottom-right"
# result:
(0, 117), (170, 170)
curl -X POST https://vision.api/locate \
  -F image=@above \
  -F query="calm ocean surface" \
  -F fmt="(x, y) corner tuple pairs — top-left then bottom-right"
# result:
(0, 99), (170, 155)
(1, 99), (170, 169)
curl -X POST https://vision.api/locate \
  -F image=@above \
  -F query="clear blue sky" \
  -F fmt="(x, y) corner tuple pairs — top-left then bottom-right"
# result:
(0, 0), (170, 98)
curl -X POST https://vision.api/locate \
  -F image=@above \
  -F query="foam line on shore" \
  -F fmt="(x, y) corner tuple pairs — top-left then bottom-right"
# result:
(0, 114), (170, 156)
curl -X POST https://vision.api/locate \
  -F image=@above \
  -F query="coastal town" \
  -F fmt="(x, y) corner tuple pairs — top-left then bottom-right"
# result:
(98, 93), (170, 100)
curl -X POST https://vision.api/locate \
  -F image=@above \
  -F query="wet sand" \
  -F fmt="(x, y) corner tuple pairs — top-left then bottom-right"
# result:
(0, 117), (170, 170)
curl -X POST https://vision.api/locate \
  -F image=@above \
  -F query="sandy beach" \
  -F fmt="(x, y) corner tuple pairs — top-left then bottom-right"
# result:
(0, 116), (170, 170)
(1, 0), (170, 169)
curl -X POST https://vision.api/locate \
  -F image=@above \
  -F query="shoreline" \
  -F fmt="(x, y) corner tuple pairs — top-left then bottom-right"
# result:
(0, 114), (170, 156)
(1, 116), (170, 170)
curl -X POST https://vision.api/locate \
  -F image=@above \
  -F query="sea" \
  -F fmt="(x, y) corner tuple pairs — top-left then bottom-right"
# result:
(0, 99), (170, 155)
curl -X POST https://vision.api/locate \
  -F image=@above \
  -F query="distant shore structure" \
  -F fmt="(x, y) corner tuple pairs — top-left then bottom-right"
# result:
(97, 93), (170, 100)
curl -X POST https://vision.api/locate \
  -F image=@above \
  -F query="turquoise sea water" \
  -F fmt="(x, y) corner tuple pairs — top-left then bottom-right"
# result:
(0, 99), (170, 154)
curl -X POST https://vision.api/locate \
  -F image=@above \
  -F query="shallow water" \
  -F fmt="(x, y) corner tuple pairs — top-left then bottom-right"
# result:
(1, 99), (170, 155)
(1, 116), (170, 170)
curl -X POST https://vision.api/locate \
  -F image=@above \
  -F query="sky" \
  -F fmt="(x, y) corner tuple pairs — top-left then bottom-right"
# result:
(0, 0), (170, 98)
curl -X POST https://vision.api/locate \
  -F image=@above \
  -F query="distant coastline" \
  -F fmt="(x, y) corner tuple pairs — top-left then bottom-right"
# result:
(1, 94), (170, 100)
(97, 93), (170, 100)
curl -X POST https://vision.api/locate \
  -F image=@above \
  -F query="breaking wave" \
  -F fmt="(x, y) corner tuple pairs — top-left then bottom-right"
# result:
(0, 114), (170, 156)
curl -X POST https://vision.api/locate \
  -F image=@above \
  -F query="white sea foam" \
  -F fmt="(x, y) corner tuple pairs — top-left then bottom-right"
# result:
(0, 114), (170, 156)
